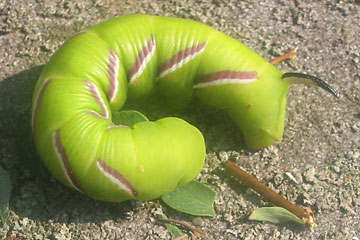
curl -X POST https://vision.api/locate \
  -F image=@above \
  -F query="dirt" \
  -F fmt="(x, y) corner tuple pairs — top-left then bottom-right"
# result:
(0, 0), (359, 239)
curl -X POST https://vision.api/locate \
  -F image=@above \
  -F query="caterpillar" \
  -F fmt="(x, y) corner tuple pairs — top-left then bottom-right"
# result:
(32, 14), (338, 202)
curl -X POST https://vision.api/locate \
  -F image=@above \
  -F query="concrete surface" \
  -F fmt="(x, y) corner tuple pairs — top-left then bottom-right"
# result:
(0, 0), (359, 239)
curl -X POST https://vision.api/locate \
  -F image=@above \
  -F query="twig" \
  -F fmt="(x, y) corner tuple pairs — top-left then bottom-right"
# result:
(270, 47), (298, 65)
(224, 161), (316, 227)
(174, 235), (188, 240)
(160, 218), (203, 237)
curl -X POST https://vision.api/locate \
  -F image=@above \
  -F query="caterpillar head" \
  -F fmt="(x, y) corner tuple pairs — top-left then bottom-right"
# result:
(195, 68), (338, 150)
(231, 72), (339, 150)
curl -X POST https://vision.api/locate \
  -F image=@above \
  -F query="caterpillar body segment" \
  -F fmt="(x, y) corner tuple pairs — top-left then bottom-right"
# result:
(32, 14), (336, 202)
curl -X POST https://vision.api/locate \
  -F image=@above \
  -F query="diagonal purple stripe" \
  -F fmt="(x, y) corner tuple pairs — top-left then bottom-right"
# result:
(84, 80), (109, 118)
(97, 159), (138, 197)
(32, 78), (52, 133)
(129, 36), (156, 82)
(198, 70), (257, 83)
(53, 130), (84, 193)
(108, 50), (119, 103)
(159, 42), (206, 77)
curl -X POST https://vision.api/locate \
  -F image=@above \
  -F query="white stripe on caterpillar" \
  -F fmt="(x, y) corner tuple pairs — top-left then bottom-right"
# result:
(108, 50), (120, 103)
(193, 71), (257, 88)
(52, 130), (82, 192)
(159, 42), (207, 78)
(96, 159), (138, 196)
(32, 78), (52, 132)
(87, 110), (109, 120)
(129, 37), (156, 83)
(84, 80), (109, 119)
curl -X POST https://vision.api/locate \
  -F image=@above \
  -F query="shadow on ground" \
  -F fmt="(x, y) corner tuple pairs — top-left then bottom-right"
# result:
(0, 66), (247, 227)
(0, 66), (138, 225)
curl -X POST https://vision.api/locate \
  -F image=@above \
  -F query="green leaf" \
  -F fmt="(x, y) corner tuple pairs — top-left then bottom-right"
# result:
(248, 207), (305, 225)
(112, 110), (148, 127)
(162, 214), (183, 238)
(161, 180), (216, 217)
(0, 166), (12, 225)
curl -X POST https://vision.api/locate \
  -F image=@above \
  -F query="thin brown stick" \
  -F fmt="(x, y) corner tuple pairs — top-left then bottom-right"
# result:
(225, 161), (316, 227)
(174, 235), (188, 240)
(270, 47), (298, 65)
(160, 218), (202, 237)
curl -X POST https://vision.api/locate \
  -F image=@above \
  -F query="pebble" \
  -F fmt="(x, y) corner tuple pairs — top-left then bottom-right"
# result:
(192, 217), (204, 227)
(304, 167), (317, 183)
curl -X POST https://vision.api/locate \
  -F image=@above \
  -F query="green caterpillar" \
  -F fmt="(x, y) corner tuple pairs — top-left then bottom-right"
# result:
(32, 14), (338, 202)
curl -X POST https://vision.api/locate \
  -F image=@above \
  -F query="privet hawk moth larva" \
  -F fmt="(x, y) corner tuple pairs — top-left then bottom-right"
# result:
(32, 14), (338, 202)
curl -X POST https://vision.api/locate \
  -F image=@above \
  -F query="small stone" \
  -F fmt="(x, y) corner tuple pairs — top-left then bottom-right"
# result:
(34, 234), (44, 240)
(304, 167), (317, 183)
(351, 121), (360, 132)
(219, 151), (229, 162)
(285, 172), (299, 184)
(273, 173), (284, 187)
(192, 217), (204, 227)
(331, 165), (341, 173)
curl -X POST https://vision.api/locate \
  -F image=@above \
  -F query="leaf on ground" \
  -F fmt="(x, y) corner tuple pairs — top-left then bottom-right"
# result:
(161, 180), (216, 217)
(0, 166), (12, 225)
(248, 207), (304, 225)
(162, 213), (183, 238)
(112, 110), (148, 127)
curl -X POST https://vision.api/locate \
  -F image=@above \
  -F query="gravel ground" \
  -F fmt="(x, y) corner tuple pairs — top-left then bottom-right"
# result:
(0, 0), (359, 239)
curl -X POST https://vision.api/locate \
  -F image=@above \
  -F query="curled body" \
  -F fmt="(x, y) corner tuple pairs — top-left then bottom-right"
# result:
(32, 14), (337, 202)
